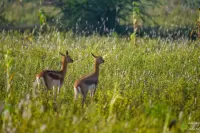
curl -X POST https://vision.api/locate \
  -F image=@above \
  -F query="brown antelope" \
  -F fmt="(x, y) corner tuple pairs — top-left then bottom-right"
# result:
(34, 50), (73, 98)
(74, 53), (104, 107)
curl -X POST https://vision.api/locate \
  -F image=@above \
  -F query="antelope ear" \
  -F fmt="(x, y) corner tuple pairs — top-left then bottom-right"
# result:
(66, 50), (68, 55)
(59, 52), (65, 56)
(91, 53), (97, 58)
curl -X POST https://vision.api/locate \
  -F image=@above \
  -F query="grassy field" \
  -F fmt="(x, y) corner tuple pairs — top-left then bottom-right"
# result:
(0, 31), (200, 133)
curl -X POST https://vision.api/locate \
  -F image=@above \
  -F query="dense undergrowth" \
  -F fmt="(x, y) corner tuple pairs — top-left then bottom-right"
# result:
(0, 31), (200, 133)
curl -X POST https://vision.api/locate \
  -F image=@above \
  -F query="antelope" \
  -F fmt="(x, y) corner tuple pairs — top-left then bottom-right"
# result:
(34, 50), (73, 99)
(74, 53), (104, 107)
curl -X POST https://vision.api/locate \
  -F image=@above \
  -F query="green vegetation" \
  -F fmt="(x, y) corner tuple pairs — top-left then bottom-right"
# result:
(0, 31), (200, 132)
(1, 0), (200, 32)
(0, 0), (200, 132)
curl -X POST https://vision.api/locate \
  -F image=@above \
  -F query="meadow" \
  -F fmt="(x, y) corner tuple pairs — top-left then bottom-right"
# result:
(0, 30), (200, 133)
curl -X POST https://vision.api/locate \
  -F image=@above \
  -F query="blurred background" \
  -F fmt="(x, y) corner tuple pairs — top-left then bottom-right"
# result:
(0, 0), (200, 37)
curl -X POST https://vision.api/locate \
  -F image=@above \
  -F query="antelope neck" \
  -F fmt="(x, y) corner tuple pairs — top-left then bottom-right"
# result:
(61, 60), (68, 76)
(94, 61), (100, 76)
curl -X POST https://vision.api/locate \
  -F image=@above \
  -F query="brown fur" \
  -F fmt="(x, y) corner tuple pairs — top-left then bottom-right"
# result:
(74, 53), (104, 107)
(35, 51), (73, 91)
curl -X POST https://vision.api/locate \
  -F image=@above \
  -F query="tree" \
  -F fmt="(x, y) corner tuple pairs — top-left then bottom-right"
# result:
(0, 1), (7, 24)
(53, 0), (159, 34)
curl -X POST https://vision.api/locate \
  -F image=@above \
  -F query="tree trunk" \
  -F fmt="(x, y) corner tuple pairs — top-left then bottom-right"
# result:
(104, 7), (117, 33)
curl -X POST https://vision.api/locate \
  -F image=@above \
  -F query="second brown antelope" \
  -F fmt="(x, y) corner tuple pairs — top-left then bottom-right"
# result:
(34, 50), (73, 99)
(74, 53), (104, 107)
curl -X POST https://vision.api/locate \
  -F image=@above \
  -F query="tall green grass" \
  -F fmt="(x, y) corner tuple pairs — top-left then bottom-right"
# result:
(0, 31), (200, 133)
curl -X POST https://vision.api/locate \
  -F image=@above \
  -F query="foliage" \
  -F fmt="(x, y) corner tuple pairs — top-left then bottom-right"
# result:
(131, 1), (141, 45)
(0, 0), (9, 24)
(49, 0), (159, 32)
(0, 30), (200, 132)
(181, 0), (200, 8)
(38, 9), (47, 25)
(0, 0), (200, 36)
(190, 8), (200, 39)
